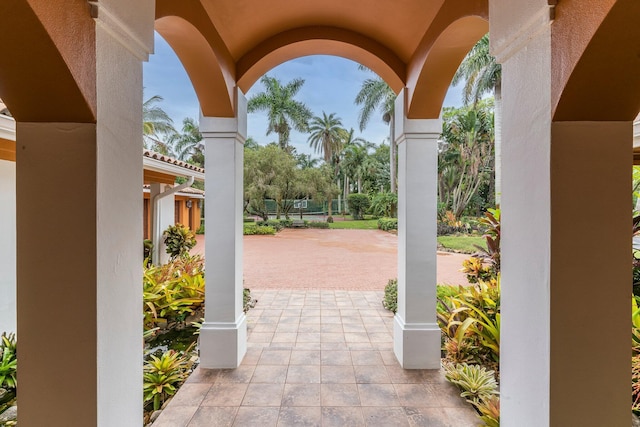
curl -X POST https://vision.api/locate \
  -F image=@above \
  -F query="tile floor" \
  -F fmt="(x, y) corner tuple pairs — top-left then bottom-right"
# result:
(151, 290), (479, 427)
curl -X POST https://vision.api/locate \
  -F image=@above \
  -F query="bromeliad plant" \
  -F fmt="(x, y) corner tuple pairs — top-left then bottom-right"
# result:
(437, 278), (500, 370)
(143, 254), (205, 331)
(0, 333), (17, 391)
(143, 345), (194, 411)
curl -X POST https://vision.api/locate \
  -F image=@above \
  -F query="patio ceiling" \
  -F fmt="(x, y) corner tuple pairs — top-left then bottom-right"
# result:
(155, 0), (489, 118)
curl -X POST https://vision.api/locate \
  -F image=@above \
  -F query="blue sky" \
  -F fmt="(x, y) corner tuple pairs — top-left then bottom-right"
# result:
(143, 33), (463, 158)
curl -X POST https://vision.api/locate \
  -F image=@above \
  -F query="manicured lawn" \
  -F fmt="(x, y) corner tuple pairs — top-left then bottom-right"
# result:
(438, 235), (487, 253)
(328, 218), (379, 230)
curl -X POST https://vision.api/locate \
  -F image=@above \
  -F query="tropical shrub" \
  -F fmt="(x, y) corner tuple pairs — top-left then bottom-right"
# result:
(444, 362), (499, 402)
(257, 219), (285, 231)
(307, 221), (329, 229)
(163, 224), (197, 259)
(377, 217), (398, 231)
(0, 333), (17, 391)
(144, 239), (153, 262)
(143, 255), (205, 331)
(370, 192), (397, 218)
(475, 208), (501, 275)
(382, 279), (398, 313)
(244, 288), (257, 313)
(444, 362), (500, 427)
(461, 257), (494, 283)
(243, 224), (276, 235)
(347, 193), (370, 220)
(143, 347), (194, 411)
(437, 278), (500, 370)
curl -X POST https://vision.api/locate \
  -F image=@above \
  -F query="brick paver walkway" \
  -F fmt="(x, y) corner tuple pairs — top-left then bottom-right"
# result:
(152, 290), (479, 427)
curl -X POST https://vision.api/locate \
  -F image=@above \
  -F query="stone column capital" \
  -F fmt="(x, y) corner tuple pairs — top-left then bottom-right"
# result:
(393, 88), (442, 144)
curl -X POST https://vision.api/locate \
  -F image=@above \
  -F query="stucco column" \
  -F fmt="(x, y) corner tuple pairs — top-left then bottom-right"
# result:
(15, 3), (153, 426)
(199, 90), (247, 368)
(150, 183), (175, 265)
(393, 89), (441, 369)
(492, 3), (630, 425)
(0, 158), (16, 334)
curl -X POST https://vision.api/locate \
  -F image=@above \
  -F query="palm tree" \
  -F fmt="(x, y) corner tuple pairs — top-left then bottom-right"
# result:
(247, 75), (313, 151)
(296, 153), (320, 169)
(307, 112), (344, 163)
(354, 69), (397, 193)
(452, 34), (502, 205)
(439, 106), (494, 219)
(169, 117), (203, 166)
(143, 94), (176, 154)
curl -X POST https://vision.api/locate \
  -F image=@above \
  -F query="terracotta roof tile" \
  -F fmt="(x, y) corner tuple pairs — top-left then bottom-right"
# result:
(143, 149), (205, 173)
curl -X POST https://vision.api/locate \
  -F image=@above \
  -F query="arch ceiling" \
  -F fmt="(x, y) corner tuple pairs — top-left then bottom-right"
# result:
(156, 0), (489, 118)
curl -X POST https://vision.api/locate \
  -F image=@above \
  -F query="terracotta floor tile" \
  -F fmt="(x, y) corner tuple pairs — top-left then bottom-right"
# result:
(186, 407), (237, 427)
(258, 349), (291, 365)
(321, 384), (361, 406)
(251, 365), (288, 383)
(281, 384), (321, 407)
(216, 366), (255, 384)
(351, 351), (384, 366)
(321, 365), (356, 384)
(233, 407), (279, 427)
(289, 350), (321, 365)
(404, 407), (450, 427)
(357, 384), (400, 406)
(277, 406), (322, 427)
(322, 406), (366, 427)
(151, 406), (198, 427)
(362, 407), (410, 427)
(242, 383), (284, 406)
(394, 384), (441, 407)
(201, 383), (248, 406)
(321, 350), (352, 365)
(354, 365), (392, 384)
(168, 383), (212, 407)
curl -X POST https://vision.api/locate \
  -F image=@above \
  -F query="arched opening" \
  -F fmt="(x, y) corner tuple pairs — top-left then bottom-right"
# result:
(155, 6), (235, 117)
(407, 16), (488, 119)
(236, 27), (406, 95)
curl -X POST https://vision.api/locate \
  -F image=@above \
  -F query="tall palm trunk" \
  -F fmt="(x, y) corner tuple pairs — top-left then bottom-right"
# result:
(389, 115), (397, 194)
(493, 81), (502, 207)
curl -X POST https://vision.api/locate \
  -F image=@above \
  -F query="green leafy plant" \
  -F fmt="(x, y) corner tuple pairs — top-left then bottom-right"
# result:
(307, 221), (329, 229)
(243, 224), (277, 235)
(477, 395), (500, 427)
(244, 288), (257, 313)
(143, 255), (205, 331)
(437, 278), (500, 369)
(444, 362), (499, 402)
(382, 279), (398, 313)
(377, 217), (398, 231)
(143, 347), (193, 411)
(0, 333), (17, 390)
(370, 192), (397, 218)
(163, 224), (196, 259)
(347, 193), (370, 220)
(474, 208), (500, 277)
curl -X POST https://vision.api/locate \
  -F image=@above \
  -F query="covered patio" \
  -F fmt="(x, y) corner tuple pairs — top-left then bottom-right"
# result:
(0, 1), (638, 426)
(152, 289), (478, 427)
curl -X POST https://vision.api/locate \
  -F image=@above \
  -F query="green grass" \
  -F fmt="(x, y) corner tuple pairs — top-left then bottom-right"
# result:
(437, 235), (487, 253)
(328, 218), (379, 230)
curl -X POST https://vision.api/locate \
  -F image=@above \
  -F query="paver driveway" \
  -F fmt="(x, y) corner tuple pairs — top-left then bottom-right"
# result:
(193, 229), (470, 289)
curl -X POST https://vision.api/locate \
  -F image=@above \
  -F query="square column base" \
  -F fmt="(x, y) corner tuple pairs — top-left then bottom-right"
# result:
(199, 314), (247, 368)
(393, 315), (441, 369)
